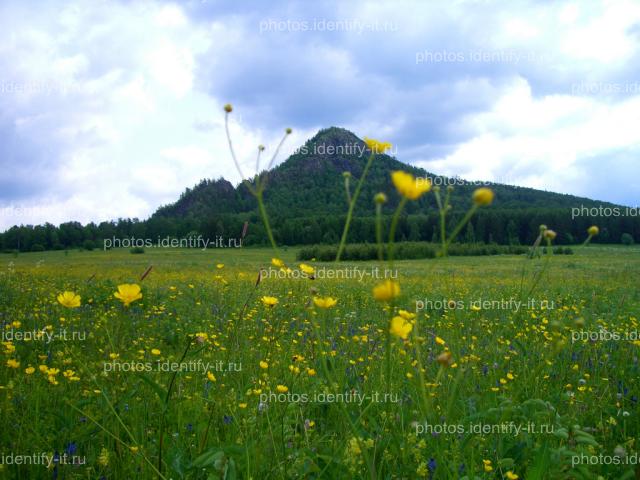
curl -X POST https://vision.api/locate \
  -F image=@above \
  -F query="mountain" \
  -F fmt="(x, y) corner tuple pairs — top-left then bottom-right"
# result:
(144, 127), (638, 247)
(2, 128), (638, 251)
(154, 127), (611, 220)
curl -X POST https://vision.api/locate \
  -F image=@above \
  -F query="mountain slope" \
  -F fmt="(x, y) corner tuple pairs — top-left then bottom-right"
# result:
(153, 127), (615, 220)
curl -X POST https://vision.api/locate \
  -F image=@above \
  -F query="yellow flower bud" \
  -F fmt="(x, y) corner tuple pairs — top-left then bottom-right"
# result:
(472, 187), (494, 206)
(374, 192), (387, 204)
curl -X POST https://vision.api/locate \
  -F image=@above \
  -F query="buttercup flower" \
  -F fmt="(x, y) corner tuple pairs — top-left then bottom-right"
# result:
(363, 137), (392, 154)
(436, 351), (454, 367)
(373, 280), (400, 301)
(114, 284), (142, 307)
(543, 229), (557, 240)
(6, 359), (20, 369)
(261, 296), (278, 307)
(391, 171), (431, 200)
(588, 225), (599, 236)
(299, 263), (315, 275)
(389, 316), (413, 339)
(313, 296), (337, 309)
(259, 361), (269, 369)
(57, 291), (81, 308)
(472, 188), (494, 206)
(271, 258), (284, 268)
(398, 309), (416, 320)
(276, 384), (288, 393)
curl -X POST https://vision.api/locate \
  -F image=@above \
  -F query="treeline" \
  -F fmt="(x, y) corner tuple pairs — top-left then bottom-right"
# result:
(297, 243), (580, 261)
(297, 243), (531, 261)
(1, 207), (638, 253)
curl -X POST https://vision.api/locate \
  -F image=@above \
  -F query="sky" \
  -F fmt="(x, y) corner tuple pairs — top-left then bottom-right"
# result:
(1, 0), (639, 231)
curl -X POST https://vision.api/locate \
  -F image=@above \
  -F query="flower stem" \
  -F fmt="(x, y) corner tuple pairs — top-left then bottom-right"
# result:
(375, 203), (384, 262)
(387, 197), (408, 266)
(336, 152), (376, 262)
(256, 191), (279, 255)
(440, 205), (478, 256)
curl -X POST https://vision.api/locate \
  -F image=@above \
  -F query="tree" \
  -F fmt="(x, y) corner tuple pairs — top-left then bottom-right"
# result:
(464, 222), (476, 243)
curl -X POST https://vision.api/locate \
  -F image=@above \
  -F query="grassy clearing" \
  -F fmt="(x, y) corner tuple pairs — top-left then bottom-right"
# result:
(0, 245), (639, 478)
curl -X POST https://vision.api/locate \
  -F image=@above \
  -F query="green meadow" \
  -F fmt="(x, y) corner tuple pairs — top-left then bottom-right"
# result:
(1, 245), (639, 479)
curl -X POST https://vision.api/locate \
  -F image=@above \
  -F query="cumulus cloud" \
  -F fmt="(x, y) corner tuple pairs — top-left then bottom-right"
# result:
(1, 0), (639, 230)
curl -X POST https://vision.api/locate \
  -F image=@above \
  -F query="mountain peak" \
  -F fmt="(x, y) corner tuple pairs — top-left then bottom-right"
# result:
(294, 127), (367, 161)
(308, 126), (364, 147)
(272, 126), (375, 177)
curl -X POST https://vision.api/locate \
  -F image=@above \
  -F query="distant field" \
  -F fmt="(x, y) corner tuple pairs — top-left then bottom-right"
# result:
(1, 245), (639, 478)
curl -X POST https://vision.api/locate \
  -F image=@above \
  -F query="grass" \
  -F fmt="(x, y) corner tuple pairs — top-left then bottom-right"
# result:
(0, 245), (639, 479)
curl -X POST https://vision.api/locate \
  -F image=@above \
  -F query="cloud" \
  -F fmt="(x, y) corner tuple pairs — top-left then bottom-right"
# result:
(1, 0), (639, 231)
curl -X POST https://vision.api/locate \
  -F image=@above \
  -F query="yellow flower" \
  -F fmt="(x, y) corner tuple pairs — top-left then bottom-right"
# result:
(216, 263), (224, 269)
(261, 296), (278, 307)
(436, 351), (454, 367)
(372, 280), (400, 301)
(506, 471), (519, 479)
(129, 446), (139, 453)
(25, 367), (35, 375)
(151, 348), (161, 356)
(483, 459), (493, 472)
(588, 225), (599, 236)
(307, 368), (316, 376)
(543, 229), (557, 240)
(271, 258), (284, 268)
(472, 187), (494, 206)
(389, 316), (413, 339)
(391, 171), (431, 200)
(114, 284), (142, 307)
(313, 296), (337, 308)
(98, 448), (109, 467)
(223, 103), (233, 113)
(6, 359), (20, 369)
(398, 309), (415, 320)
(238, 402), (247, 409)
(347, 437), (362, 456)
(207, 372), (216, 382)
(435, 336), (446, 345)
(276, 384), (288, 393)
(299, 263), (315, 275)
(363, 137), (392, 154)
(57, 291), (81, 308)
(259, 361), (269, 369)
